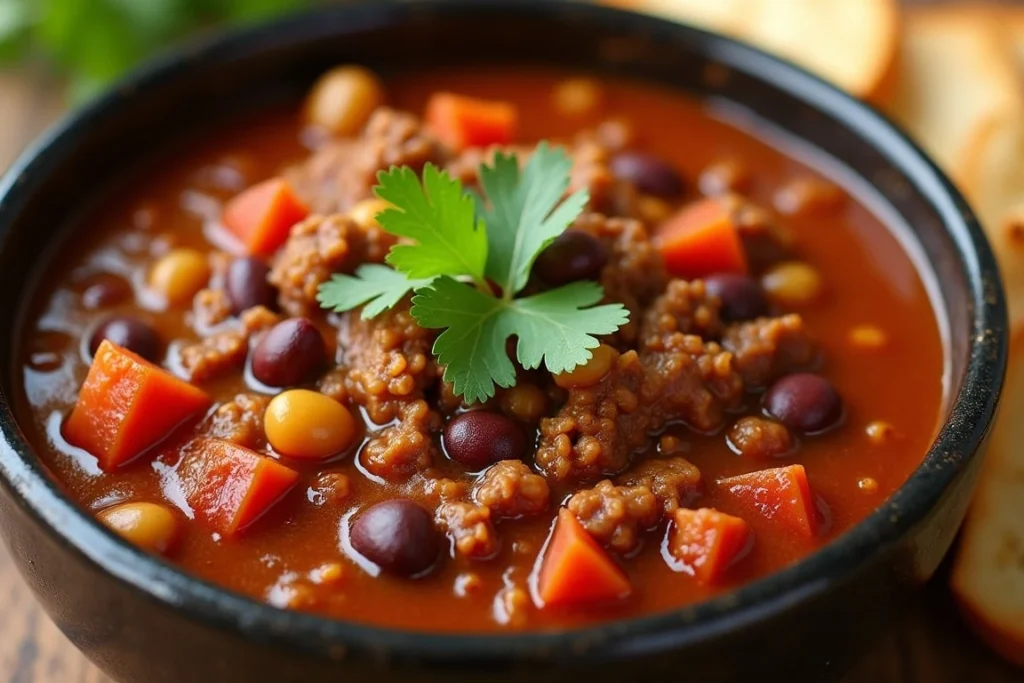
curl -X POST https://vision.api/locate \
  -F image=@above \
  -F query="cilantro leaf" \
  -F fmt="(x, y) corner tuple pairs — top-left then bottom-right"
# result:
(375, 164), (488, 282)
(479, 142), (589, 297)
(412, 276), (629, 404)
(317, 265), (433, 320)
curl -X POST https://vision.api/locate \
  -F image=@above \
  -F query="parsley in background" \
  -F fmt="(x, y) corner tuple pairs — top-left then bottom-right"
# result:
(0, 0), (312, 101)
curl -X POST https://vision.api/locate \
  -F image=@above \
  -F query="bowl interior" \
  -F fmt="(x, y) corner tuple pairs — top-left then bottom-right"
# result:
(0, 0), (1005, 663)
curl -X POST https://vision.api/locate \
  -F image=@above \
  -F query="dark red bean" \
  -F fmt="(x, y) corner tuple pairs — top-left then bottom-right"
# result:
(349, 500), (440, 577)
(444, 410), (527, 470)
(226, 257), (276, 315)
(251, 318), (326, 387)
(610, 151), (684, 198)
(764, 373), (842, 433)
(88, 316), (161, 362)
(533, 230), (608, 286)
(706, 273), (769, 322)
(80, 273), (131, 310)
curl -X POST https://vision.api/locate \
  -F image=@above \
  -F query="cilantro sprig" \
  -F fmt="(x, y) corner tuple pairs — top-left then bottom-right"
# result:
(317, 144), (629, 404)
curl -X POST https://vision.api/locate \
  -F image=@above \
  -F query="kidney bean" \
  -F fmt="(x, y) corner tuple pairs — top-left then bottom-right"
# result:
(349, 500), (440, 577)
(444, 410), (528, 470)
(89, 316), (161, 362)
(251, 318), (326, 387)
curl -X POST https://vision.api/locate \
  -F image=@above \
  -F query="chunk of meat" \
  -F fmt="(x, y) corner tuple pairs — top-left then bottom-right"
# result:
(308, 472), (352, 507)
(567, 480), (659, 554)
(436, 501), (499, 559)
(571, 213), (668, 345)
(286, 108), (442, 214)
(727, 416), (794, 460)
(537, 338), (743, 482)
(643, 335), (745, 433)
(722, 314), (816, 388)
(179, 305), (281, 384)
(179, 329), (248, 384)
(536, 350), (652, 482)
(342, 302), (438, 425)
(617, 456), (702, 515)
(473, 460), (550, 518)
(640, 279), (723, 350)
(269, 213), (395, 317)
(193, 287), (232, 329)
(198, 393), (270, 450)
(358, 400), (440, 481)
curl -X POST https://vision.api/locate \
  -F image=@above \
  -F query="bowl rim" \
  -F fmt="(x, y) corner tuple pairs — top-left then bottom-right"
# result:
(0, 0), (1007, 664)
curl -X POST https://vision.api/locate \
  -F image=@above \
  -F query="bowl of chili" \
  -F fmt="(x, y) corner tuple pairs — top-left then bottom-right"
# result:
(0, 1), (1007, 682)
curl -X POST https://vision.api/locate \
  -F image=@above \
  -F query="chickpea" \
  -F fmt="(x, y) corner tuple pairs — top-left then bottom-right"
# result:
(97, 502), (179, 555)
(858, 477), (880, 494)
(866, 420), (897, 445)
(348, 198), (391, 229)
(849, 324), (888, 351)
(554, 344), (617, 389)
(149, 248), (210, 306)
(553, 78), (605, 118)
(265, 389), (359, 460)
(501, 383), (548, 423)
(762, 261), (823, 309)
(304, 65), (384, 136)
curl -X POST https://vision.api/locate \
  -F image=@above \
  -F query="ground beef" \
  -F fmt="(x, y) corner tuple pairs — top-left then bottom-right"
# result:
(473, 460), (550, 518)
(317, 366), (349, 403)
(269, 213), (395, 317)
(722, 314), (816, 388)
(193, 287), (232, 329)
(570, 138), (636, 217)
(342, 302), (438, 425)
(179, 328), (248, 383)
(643, 336), (745, 433)
(179, 304), (280, 383)
(286, 108), (442, 214)
(409, 475), (469, 506)
(197, 393), (270, 449)
(567, 480), (659, 553)
(571, 213), (668, 345)
(358, 399), (440, 480)
(640, 279), (723, 350)
(536, 349), (652, 482)
(617, 456), (702, 515)
(727, 416), (794, 460)
(436, 502), (498, 559)
(308, 472), (352, 507)
(240, 306), (281, 335)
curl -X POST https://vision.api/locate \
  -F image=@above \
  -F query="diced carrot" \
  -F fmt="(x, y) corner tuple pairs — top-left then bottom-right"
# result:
(178, 438), (298, 538)
(717, 465), (820, 538)
(655, 197), (748, 279)
(221, 177), (309, 256)
(536, 508), (631, 607)
(668, 508), (751, 584)
(425, 92), (517, 151)
(64, 340), (212, 471)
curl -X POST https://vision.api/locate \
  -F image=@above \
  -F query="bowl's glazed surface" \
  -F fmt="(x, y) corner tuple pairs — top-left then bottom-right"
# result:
(0, 2), (1006, 682)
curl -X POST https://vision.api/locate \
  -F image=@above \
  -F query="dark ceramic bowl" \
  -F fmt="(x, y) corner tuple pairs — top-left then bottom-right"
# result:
(0, 2), (1007, 682)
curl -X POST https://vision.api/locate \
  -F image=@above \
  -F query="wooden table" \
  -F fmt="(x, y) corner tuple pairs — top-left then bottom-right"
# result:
(0, 67), (1020, 683)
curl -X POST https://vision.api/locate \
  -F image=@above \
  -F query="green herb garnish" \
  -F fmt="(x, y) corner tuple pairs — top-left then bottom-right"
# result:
(317, 144), (630, 404)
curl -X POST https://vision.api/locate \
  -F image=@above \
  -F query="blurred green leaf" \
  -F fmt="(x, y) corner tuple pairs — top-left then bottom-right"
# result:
(0, 0), (313, 100)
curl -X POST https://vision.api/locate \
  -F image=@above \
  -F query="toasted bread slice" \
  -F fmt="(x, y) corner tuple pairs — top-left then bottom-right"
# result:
(602, 0), (899, 99)
(887, 7), (1022, 174)
(952, 328), (1024, 668)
